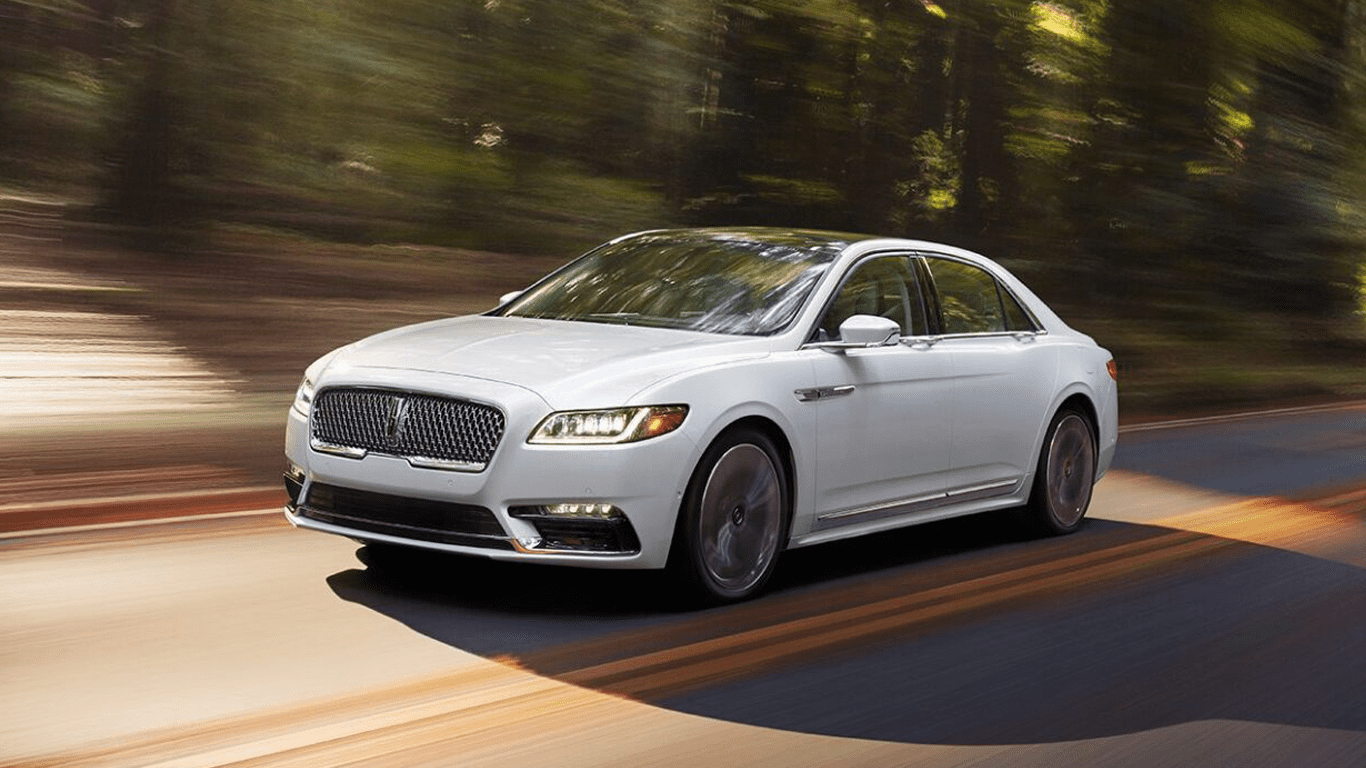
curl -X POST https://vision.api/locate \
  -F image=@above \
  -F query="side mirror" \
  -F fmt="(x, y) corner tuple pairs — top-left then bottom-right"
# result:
(838, 315), (901, 346)
(808, 315), (903, 353)
(498, 290), (524, 306)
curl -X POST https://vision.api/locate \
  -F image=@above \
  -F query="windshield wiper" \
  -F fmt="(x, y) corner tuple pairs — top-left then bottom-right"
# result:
(577, 312), (699, 329)
(585, 312), (641, 325)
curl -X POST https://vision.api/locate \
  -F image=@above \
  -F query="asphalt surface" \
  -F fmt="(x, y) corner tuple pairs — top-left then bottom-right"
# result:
(1115, 405), (1366, 496)
(3, 405), (1365, 767)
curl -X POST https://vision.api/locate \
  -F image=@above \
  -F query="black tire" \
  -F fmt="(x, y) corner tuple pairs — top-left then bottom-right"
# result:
(668, 427), (790, 604)
(1023, 407), (1097, 535)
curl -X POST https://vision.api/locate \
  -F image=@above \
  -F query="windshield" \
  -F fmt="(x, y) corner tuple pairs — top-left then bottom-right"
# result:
(499, 231), (842, 335)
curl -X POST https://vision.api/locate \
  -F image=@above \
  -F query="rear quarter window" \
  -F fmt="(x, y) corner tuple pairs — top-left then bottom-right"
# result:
(999, 286), (1037, 332)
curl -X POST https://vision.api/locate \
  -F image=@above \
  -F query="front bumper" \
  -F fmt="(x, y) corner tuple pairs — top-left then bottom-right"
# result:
(284, 398), (697, 569)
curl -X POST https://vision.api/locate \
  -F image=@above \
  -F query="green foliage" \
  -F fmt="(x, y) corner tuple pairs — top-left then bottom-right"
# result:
(0, 0), (1362, 343)
(898, 130), (960, 221)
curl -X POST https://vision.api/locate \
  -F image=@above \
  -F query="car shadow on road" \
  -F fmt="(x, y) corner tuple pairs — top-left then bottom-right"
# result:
(327, 511), (1366, 745)
(325, 508), (1045, 655)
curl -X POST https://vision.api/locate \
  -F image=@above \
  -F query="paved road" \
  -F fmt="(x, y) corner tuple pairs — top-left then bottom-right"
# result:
(1115, 404), (1366, 496)
(3, 407), (1365, 767)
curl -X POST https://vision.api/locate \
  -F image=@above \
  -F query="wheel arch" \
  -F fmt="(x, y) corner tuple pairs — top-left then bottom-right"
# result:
(1023, 386), (1100, 493)
(717, 415), (797, 544)
(665, 413), (798, 602)
(1058, 391), (1099, 444)
(1023, 391), (1101, 534)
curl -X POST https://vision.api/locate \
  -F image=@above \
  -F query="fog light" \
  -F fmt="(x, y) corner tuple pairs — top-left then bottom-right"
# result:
(542, 502), (619, 519)
(283, 462), (306, 507)
(507, 504), (640, 554)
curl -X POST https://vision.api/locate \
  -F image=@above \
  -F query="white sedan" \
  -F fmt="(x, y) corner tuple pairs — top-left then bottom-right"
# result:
(284, 228), (1118, 602)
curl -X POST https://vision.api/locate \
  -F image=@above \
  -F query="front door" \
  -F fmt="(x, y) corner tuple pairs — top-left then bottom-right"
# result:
(805, 254), (955, 532)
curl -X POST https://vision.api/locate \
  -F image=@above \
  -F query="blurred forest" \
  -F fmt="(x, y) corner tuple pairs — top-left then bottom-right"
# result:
(3, 0), (1366, 409)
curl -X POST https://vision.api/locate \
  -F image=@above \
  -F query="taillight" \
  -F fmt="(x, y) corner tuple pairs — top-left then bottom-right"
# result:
(1106, 358), (1118, 381)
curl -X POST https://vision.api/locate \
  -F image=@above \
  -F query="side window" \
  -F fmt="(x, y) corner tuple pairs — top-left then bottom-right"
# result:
(926, 259), (1006, 334)
(816, 255), (926, 340)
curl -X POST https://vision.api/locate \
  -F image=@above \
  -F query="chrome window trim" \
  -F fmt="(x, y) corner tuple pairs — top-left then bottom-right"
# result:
(928, 329), (1050, 341)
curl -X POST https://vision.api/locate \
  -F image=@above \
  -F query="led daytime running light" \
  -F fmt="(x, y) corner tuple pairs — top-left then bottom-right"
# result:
(542, 503), (618, 518)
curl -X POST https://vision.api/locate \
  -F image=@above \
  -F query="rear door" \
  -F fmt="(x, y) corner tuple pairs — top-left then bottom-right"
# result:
(921, 255), (1059, 500)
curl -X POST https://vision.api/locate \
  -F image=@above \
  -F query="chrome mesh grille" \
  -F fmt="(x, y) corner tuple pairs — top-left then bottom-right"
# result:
(311, 388), (505, 468)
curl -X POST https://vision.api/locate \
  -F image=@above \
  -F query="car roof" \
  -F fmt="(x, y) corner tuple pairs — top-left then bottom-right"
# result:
(616, 227), (996, 261)
(615, 227), (878, 252)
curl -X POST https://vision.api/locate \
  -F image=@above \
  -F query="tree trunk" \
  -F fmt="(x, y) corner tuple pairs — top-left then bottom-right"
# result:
(111, 0), (180, 229)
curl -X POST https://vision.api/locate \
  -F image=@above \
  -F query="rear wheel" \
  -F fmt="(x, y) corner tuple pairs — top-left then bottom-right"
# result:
(669, 428), (789, 604)
(1024, 408), (1096, 535)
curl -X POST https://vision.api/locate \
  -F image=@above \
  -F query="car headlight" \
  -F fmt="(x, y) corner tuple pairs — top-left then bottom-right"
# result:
(529, 405), (688, 444)
(291, 376), (315, 417)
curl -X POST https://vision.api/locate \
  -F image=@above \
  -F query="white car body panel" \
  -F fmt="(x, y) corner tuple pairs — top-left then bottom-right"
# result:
(283, 229), (1118, 576)
(333, 315), (770, 409)
(807, 343), (954, 529)
(939, 334), (1060, 493)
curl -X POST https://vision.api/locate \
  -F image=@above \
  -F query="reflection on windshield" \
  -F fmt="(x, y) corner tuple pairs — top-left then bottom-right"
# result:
(501, 231), (842, 335)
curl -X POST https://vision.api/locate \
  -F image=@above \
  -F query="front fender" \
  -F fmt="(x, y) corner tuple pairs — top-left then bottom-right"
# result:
(634, 353), (818, 541)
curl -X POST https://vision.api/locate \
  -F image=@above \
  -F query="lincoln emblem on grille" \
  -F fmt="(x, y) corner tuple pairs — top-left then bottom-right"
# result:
(311, 388), (502, 469)
(384, 396), (410, 446)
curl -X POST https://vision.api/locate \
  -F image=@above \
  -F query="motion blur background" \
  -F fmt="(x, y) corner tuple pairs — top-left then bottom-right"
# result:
(7, 7), (1366, 763)
(3, 0), (1366, 496)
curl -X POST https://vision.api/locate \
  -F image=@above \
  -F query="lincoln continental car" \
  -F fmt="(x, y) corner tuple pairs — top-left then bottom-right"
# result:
(284, 228), (1118, 602)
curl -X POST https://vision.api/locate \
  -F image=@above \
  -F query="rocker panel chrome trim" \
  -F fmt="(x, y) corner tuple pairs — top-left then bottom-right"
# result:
(813, 478), (1019, 531)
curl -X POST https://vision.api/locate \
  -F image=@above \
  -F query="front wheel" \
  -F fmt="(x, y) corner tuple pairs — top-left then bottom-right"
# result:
(1024, 408), (1096, 535)
(669, 428), (790, 604)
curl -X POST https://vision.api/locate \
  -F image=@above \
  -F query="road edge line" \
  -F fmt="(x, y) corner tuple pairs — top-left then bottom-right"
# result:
(0, 507), (284, 540)
(1119, 400), (1366, 434)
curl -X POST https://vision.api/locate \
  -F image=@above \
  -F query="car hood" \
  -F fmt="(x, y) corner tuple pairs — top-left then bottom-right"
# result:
(319, 315), (770, 408)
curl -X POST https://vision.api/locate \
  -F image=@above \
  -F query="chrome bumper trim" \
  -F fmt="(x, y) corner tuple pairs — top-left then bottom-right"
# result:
(309, 438), (486, 472)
